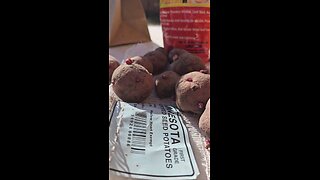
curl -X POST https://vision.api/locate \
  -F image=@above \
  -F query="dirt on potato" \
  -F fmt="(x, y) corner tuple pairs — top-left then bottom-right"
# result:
(168, 48), (188, 63)
(199, 98), (210, 138)
(109, 55), (120, 84)
(168, 48), (206, 75)
(155, 47), (168, 57)
(126, 56), (153, 74)
(205, 61), (210, 74)
(111, 63), (153, 103)
(155, 71), (180, 99)
(143, 48), (168, 75)
(175, 71), (210, 114)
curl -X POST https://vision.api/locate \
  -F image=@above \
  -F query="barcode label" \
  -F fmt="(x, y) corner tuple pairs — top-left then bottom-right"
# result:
(109, 101), (200, 179)
(130, 111), (147, 154)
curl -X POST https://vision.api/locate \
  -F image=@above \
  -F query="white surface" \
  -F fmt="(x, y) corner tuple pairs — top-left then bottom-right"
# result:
(147, 24), (164, 47)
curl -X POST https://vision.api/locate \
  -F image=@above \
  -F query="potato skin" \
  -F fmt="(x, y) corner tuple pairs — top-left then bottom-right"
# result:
(128, 56), (153, 74)
(205, 61), (210, 74)
(143, 48), (168, 75)
(168, 48), (188, 63)
(175, 71), (210, 114)
(199, 99), (210, 138)
(168, 48), (206, 75)
(109, 55), (120, 84)
(155, 47), (168, 57)
(111, 63), (153, 103)
(155, 71), (180, 99)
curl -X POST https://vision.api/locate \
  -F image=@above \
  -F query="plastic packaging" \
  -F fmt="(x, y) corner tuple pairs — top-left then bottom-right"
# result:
(160, 0), (210, 63)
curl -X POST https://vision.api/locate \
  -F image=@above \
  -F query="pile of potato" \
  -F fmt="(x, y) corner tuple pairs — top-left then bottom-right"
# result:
(109, 47), (211, 149)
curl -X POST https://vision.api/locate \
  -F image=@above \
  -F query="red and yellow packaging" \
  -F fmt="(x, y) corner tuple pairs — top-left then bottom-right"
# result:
(160, 0), (210, 63)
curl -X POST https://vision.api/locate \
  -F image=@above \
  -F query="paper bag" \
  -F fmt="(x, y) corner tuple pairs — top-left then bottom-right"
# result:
(109, 0), (151, 47)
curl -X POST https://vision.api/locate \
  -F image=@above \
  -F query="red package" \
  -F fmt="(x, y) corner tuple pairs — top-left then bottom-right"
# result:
(160, 0), (210, 63)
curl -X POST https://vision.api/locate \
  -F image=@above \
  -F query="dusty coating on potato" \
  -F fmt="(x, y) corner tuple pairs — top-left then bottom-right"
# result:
(168, 48), (206, 75)
(175, 71), (210, 114)
(127, 56), (153, 74)
(111, 64), (153, 103)
(155, 47), (168, 57)
(143, 48), (168, 75)
(155, 71), (180, 99)
(205, 61), (210, 74)
(168, 48), (188, 63)
(109, 55), (120, 84)
(199, 98), (210, 138)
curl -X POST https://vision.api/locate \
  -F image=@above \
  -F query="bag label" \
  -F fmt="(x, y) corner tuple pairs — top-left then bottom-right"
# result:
(109, 101), (199, 179)
(160, 2), (210, 63)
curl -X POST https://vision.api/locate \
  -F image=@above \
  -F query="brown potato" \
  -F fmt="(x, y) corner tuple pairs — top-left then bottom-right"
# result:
(109, 55), (120, 84)
(155, 71), (180, 99)
(111, 63), (153, 103)
(175, 71), (210, 114)
(168, 48), (206, 75)
(205, 61), (210, 74)
(155, 47), (168, 57)
(168, 48), (188, 63)
(199, 98), (210, 138)
(126, 56), (153, 74)
(143, 48), (168, 75)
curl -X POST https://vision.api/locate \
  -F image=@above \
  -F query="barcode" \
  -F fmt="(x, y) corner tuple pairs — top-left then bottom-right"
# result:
(131, 111), (147, 154)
